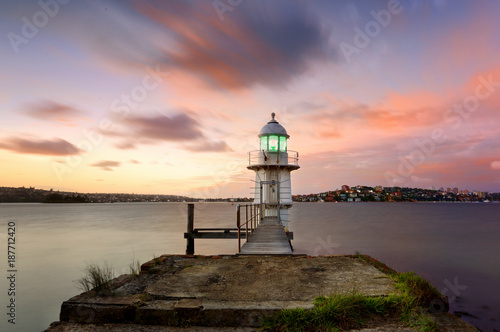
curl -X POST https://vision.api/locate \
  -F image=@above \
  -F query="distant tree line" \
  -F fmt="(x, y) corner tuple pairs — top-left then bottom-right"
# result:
(44, 193), (90, 203)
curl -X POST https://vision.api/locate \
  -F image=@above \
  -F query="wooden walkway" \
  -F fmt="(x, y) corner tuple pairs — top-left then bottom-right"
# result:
(239, 217), (293, 255)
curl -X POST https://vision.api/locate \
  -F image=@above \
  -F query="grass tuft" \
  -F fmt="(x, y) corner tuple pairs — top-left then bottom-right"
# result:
(74, 262), (114, 296)
(392, 271), (441, 308)
(129, 258), (141, 276)
(261, 289), (392, 331)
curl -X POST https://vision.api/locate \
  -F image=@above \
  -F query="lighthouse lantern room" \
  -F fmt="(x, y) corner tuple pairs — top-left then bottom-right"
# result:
(248, 113), (299, 231)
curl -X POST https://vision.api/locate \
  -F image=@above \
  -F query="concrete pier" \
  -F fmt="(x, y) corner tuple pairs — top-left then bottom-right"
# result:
(45, 255), (479, 331)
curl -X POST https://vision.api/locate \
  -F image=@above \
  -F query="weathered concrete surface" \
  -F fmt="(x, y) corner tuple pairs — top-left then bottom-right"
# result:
(46, 323), (257, 331)
(46, 314), (479, 332)
(46, 255), (480, 331)
(146, 255), (395, 301)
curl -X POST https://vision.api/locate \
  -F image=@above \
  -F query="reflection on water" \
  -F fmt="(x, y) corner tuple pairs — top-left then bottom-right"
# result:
(0, 202), (498, 331)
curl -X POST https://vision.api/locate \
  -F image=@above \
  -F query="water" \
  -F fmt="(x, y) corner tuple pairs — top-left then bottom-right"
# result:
(0, 202), (498, 331)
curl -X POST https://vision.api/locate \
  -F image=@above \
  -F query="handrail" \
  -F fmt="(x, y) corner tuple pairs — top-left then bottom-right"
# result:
(236, 203), (260, 253)
(248, 150), (299, 166)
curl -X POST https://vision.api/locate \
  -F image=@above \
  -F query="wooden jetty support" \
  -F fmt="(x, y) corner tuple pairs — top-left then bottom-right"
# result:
(184, 203), (293, 255)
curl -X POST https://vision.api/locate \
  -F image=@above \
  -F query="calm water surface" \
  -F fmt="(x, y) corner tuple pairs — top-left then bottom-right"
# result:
(0, 202), (498, 331)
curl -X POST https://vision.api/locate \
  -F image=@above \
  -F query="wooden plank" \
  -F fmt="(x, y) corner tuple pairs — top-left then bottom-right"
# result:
(239, 224), (292, 255)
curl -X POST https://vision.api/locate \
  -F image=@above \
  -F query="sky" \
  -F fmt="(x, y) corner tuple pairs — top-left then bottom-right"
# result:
(1, 0), (500, 198)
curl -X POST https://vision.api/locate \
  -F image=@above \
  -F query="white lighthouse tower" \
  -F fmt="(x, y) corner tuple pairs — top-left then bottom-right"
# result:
(248, 113), (300, 231)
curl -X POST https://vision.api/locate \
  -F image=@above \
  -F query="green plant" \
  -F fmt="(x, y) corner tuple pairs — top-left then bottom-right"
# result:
(132, 293), (153, 307)
(152, 253), (162, 265)
(392, 271), (441, 308)
(413, 311), (437, 331)
(74, 262), (114, 296)
(129, 258), (141, 276)
(397, 303), (436, 331)
(261, 289), (393, 331)
(262, 254), (441, 332)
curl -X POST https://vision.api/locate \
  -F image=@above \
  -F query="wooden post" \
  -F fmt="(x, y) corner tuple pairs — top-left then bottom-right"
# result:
(254, 204), (256, 229)
(245, 205), (249, 241)
(250, 204), (253, 233)
(237, 204), (241, 253)
(254, 204), (256, 231)
(186, 204), (194, 255)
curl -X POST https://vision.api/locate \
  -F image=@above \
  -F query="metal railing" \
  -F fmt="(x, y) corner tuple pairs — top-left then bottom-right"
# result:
(236, 203), (260, 253)
(248, 150), (299, 166)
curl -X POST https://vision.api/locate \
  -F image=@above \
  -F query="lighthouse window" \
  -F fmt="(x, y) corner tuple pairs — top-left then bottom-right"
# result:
(260, 136), (267, 151)
(268, 135), (279, 152)
(279, 136), (287, 152)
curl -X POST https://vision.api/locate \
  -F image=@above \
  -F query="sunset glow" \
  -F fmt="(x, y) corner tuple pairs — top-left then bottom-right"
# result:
(1, 0), (500, 197)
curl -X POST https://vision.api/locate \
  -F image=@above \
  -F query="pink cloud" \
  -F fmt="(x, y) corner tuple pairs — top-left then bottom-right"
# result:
(24, 100), (87, 127)
(491, 161), (500, 171)
(107, 111), (233, 153)
(90, 160), (121, 171)
(186, 139), (233, 153)
(123, 113), (204, 141)
(135, 1), (330, 89)
(462, 65), (500, 116)
(114, 141), (138, 150)
(427, 13), (499, 80)
(0, 137), (81, 156)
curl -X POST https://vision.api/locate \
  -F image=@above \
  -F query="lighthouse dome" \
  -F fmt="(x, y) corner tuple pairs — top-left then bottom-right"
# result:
(258, 113), (289, 137)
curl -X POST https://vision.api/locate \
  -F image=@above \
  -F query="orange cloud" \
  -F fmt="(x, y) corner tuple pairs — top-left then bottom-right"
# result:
(462, 65), (500, 115)
(364, 105), (441, 132)
(383, 90), (444, 112)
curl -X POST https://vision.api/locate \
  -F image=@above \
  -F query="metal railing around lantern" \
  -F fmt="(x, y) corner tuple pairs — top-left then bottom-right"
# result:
(248, 150), (299, 166)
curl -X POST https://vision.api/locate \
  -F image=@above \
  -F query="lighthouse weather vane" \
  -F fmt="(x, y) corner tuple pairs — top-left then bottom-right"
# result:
(247, 113), (300, 231)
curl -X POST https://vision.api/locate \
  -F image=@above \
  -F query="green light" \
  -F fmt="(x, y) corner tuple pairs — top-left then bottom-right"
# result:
(279, 136), (287, 152)
(260, 136), (267, 151)
(268, 135), (278, 152)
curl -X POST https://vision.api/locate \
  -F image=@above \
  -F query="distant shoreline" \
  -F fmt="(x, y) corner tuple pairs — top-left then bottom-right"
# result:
(1, 200), (498, 205)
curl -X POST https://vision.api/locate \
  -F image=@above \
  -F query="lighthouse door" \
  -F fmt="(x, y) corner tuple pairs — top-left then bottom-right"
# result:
(259, 177), (281, 224)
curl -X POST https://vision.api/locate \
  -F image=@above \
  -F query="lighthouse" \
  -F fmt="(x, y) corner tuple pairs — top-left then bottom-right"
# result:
(248, 113), (300, 231)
